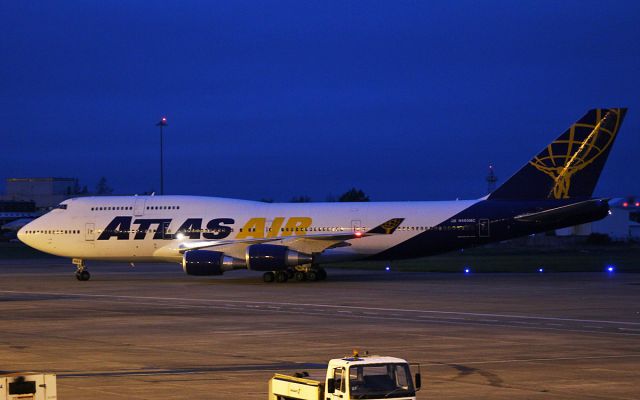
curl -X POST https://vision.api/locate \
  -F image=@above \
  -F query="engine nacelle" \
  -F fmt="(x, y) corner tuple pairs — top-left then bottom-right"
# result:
(245, 244), (313, 271)
(182, 250), (244, 276)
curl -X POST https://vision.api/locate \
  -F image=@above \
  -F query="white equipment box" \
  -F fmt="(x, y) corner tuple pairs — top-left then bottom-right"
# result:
(0, 373), (56, 400)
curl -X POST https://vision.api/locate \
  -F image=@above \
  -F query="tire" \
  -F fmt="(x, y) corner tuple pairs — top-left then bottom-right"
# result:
(294, 271), (306, 281)
(275, 271), (288, 283)
(306, 270), (318, 281)
(263, 272), (275, 283)
(79, 270), (91, 281)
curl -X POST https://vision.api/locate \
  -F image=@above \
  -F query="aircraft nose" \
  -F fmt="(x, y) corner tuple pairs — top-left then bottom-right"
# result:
(17, 220), (35, 245)
(17, 225), (27, 243)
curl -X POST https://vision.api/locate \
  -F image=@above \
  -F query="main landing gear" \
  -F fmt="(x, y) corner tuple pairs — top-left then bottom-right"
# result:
(72, 258), (91, 281)
(262, 266), (327, 283)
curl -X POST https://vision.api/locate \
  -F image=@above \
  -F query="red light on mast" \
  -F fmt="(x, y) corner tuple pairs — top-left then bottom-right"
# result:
(622, 202), (629, 207)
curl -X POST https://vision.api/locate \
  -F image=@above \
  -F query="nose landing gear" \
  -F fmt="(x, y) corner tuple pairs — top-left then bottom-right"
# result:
(76, 270), (91, 281)
(72, 258), (91, 281)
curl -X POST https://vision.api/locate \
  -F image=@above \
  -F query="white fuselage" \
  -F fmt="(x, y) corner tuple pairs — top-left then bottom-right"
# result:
(18, 195), (477, 264)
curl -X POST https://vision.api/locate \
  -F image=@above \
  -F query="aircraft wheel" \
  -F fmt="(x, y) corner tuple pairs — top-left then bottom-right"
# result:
(275, 271), (288, 283)
(77, 270), (91, 281)
(286, 268), (295, 279)
(294, 271), (306, 281)
(306, 270), (318, 282)
(263, 272), (275, 283)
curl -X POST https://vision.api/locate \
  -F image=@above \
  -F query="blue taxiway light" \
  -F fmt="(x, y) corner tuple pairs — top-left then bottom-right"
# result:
(538, 268), (544, 273)
(464, 268), (471, 274)
(385, 266), (391, 272)
(607, 265), (615, 272)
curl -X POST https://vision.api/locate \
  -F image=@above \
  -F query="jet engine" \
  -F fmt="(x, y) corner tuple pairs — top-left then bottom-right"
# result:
(245, 244), (313, 271)
(182, 250), (245, 276)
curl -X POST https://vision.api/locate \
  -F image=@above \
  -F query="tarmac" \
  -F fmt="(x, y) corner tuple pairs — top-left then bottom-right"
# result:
(0, 258), (638, 399)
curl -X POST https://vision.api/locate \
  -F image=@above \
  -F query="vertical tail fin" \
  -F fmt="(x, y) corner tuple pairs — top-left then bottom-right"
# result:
(489, 108), (627, 200)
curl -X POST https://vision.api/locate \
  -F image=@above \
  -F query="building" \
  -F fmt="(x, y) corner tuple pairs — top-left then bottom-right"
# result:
(0, 200), (39, 237)
(557, 197), (640, 241)
(1, 178), (79, 210)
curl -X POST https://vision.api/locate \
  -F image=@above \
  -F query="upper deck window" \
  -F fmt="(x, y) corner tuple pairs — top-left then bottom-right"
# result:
(56, 204), (68, 210)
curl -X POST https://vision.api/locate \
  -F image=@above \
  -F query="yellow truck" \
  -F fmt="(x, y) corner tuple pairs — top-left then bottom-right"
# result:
(269, 353), (421, 400)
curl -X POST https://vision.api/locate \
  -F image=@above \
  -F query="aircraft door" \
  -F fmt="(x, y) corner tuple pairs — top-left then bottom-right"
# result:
(161, 221), (171, 240)
(478, 219), (490, 237)
(351, 220), (362, 232)
(85, 223), (95, 241)
(134, 198), (146, 216)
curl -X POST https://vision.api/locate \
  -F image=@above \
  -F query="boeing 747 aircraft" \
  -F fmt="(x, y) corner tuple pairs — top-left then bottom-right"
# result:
(18, 108), (626, 282)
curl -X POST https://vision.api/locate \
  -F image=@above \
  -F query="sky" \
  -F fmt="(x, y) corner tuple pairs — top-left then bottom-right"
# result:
(1, 0), (639, 202)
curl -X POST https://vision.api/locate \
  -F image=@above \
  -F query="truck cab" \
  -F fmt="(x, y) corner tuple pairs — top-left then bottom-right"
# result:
(269, 352), (421, 400)
(325, 355), (420, 400)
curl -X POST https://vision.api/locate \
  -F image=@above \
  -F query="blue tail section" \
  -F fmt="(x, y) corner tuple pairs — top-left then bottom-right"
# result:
(489, 108), (627, 200)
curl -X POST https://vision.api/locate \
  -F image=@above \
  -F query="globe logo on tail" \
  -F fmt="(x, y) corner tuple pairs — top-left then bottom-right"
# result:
(529, 108), (623, 199)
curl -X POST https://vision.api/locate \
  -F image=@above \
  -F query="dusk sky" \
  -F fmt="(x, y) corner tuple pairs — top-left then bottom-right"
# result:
(2, 1), (639, 202)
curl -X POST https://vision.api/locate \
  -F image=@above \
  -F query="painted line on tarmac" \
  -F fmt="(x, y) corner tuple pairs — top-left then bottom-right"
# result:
(58, 363), (327, 378)
(426, 353), (640, 366)
(1, 289), (638, 327)
(32, 296), (640, 337)
(54, 354), (640, 380)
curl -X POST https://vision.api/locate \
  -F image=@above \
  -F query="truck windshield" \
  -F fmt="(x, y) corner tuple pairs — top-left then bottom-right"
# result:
(348, 363), (415, 399)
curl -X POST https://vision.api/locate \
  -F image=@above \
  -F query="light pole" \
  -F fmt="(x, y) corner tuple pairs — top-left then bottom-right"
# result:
(156, 116), (168, 195)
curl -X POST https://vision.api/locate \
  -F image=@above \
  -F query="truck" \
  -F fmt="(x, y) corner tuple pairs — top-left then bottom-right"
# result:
(0, 373), (57, 400)
(269, 352), (421, 400)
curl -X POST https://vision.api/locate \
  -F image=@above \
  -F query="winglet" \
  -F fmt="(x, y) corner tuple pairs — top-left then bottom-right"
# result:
(368, 218), (404, 234)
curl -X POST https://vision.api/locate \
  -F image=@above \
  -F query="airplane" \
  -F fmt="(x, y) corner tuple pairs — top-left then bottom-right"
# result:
(18, 108), (627, 283)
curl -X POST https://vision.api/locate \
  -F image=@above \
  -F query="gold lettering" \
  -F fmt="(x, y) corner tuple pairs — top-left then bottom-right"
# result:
(266, 217), (285, 238)
(236, 218), (265, 239)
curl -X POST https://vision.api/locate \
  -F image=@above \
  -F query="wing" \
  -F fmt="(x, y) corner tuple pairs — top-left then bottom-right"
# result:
(175, 218), (405, 258)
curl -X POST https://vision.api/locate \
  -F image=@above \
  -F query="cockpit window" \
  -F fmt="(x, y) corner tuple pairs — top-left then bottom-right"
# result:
(56, 204), (68, 210)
